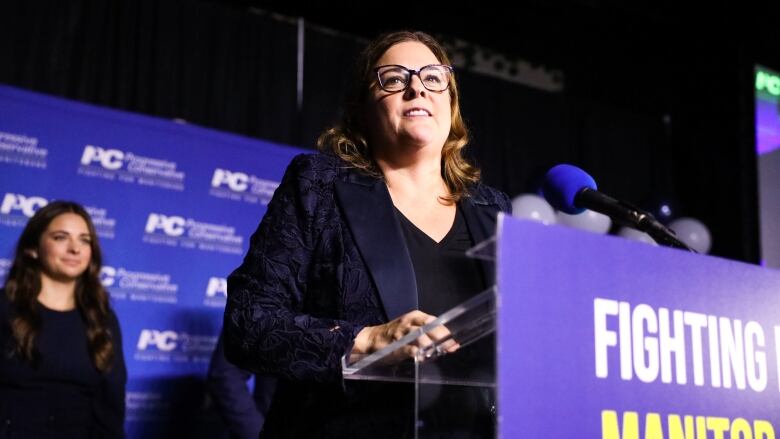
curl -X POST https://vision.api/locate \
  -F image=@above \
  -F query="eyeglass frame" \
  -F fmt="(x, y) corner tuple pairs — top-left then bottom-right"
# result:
(372, 64), (455, 93)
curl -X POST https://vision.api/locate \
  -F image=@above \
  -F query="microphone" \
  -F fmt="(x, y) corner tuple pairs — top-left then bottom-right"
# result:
(541, 164), (695, 252)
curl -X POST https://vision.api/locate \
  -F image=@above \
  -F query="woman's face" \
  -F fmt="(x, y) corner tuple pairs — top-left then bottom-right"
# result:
(365, 41), (452, 156)
(35, 212), (92, 282)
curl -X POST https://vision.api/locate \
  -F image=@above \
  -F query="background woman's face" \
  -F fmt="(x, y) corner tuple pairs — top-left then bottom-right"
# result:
(365, 41), (452, 155)
(35, 212), (92, 282)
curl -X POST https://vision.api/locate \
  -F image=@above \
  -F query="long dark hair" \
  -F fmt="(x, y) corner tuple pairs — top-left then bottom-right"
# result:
(3, 201), (115, 372)
(317, 30), (480, 203)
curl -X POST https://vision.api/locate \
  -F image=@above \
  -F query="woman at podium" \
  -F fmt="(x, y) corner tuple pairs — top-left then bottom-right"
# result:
(224, 30), (510, 438)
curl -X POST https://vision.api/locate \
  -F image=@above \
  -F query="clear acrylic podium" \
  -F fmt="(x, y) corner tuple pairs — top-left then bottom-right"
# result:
(342, 238), (498, 438)
(343, 215), (780, 438)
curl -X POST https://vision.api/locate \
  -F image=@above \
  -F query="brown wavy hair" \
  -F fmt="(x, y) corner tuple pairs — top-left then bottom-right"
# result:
(3, 201), (116, 372)
(317, 30), (480, 203)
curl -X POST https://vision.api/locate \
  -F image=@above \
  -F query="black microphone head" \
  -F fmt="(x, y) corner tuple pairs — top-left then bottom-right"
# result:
(541, 164), (598, 214)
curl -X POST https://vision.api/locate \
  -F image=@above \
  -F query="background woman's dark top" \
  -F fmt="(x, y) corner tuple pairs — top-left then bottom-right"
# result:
(0, 293), (126, 439)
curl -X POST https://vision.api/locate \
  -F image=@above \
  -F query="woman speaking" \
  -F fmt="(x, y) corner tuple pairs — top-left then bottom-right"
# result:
(224, 30), (510, 438)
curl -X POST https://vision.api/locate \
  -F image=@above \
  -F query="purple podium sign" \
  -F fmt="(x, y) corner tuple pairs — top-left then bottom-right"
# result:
(497, 215), (780, 438)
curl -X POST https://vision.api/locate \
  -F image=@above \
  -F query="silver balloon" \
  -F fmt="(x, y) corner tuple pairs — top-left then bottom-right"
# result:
(616, 227), (658, 246)
(511, 194), (556, 225)
(669, 217), (712, 254)
(555, 209), (612, 234)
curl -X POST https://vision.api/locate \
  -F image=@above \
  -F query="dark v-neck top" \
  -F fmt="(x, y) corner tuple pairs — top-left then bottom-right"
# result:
(395, 204), (487, 315)
(394, 205), (496, 438)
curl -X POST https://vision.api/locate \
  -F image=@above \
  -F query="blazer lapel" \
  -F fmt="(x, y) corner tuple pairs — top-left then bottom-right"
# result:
(461, 194), (501, 287)
(335, 172), (418, 321)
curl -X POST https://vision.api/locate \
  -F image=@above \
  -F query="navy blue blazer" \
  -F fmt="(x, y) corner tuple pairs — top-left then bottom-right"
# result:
(223, 152), (510, 437)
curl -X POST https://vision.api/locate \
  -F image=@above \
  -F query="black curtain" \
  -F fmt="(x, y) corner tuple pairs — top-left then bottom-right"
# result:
(0, 0), (760, 262)
(1, 0), (299, 144)
(299, 27), (365, 149)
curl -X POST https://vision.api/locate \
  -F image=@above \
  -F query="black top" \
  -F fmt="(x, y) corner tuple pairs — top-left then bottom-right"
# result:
(395, 204), (495, 438)
(395, 204), (487, 314)
(0, 292), (126, 438)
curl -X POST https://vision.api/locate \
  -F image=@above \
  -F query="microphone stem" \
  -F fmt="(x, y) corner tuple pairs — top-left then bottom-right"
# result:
(578, 189), (697, 253)
(638, 216), (697, 252)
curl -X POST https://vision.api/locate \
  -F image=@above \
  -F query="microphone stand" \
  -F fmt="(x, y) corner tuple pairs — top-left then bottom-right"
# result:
(630, 206), (696, 252)
(578, 188), (696, 253)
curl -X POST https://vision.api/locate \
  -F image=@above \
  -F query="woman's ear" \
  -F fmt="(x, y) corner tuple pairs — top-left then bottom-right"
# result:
(25, 249), (38, 259)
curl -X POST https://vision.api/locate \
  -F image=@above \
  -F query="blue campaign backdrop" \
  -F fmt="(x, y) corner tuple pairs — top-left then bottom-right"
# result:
(0, 85), (306, 437)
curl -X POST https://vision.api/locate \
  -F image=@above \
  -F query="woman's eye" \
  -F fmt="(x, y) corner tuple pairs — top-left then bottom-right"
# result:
(384, 75), (405, 85)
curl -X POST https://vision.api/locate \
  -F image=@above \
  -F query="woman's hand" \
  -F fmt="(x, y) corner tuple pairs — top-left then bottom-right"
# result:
(351, 310), (459, 360)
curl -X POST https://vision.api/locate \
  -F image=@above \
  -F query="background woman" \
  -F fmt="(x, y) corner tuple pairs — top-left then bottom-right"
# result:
(0, 201), (126, 438)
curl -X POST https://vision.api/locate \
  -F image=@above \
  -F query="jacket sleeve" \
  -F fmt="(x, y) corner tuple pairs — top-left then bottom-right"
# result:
(223, 154), (364, 383)
(94, 311), (127, 439)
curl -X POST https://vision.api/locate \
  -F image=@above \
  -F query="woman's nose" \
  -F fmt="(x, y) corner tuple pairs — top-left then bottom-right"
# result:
(404, 75), (426, 98)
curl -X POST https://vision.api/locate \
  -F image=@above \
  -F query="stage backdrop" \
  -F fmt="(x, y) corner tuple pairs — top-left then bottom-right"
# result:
(0, 84), (304, 437)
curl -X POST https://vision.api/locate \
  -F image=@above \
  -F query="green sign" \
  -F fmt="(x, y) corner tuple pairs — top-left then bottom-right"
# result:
(756, 69), (780, 96)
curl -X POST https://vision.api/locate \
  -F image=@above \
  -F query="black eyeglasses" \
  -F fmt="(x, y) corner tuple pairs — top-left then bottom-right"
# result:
(374, 64), (454, 92)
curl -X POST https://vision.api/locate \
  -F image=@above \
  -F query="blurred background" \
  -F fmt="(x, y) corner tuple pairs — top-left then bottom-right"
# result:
(3, 0), (778, 262)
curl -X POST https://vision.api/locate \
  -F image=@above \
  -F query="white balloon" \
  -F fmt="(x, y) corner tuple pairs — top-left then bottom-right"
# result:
(555, 209), (612, 234)
(511, 194), (556, 225)
(669, 217), (712, 254)
(617, 227), (658, 246)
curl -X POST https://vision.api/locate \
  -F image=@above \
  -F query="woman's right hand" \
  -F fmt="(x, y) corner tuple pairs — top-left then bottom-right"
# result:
(351, 310), (459, 360)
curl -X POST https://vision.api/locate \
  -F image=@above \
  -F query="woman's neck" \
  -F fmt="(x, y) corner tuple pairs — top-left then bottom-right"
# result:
(374, 146), (448, 203)
(37, 273), (77, 311)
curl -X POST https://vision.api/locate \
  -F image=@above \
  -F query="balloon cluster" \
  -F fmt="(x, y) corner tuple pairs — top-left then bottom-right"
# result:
(510, 194), (712, 254)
